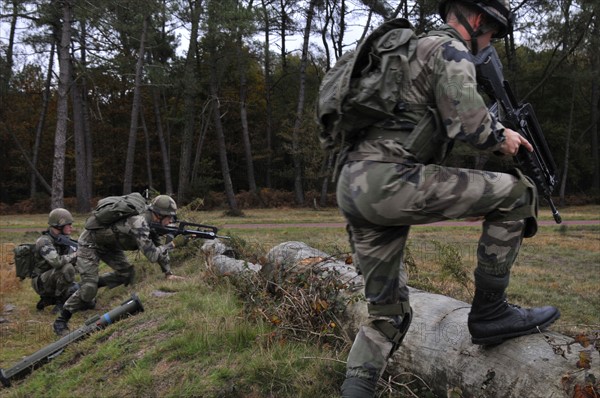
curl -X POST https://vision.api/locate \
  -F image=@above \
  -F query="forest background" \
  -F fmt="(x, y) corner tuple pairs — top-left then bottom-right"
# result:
(0, 0), (598, 215)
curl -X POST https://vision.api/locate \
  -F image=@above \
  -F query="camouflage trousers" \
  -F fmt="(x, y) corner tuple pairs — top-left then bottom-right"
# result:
(63, 231), (135, 313)
(32, 263), (76, 299)
(336, 159), (537, 382)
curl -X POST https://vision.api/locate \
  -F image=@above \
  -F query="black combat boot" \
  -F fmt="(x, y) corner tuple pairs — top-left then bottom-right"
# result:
(340, 377), (377, 398)
(53, 309), (72, 336)
(468, 269), (560, 345)
(36, 296), (57, 311)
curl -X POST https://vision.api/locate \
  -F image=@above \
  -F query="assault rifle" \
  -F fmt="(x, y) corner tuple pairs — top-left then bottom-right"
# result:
(0, 294), (144, 387)
(55, 234), (78, 253)
(474, 45), (562, 224)
(150, 221), (230, 241)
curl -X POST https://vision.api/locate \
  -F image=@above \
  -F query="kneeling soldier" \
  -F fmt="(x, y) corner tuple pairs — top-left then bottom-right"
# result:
(33, 208), (79, 313)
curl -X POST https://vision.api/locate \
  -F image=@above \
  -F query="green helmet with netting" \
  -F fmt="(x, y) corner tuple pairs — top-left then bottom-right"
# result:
(149, 195), (177, 217)
(48, 208), (74, 227)
(439, 0), (512, 38)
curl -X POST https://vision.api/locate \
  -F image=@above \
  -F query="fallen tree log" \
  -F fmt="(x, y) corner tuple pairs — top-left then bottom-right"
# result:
(201, 240), (598, 398)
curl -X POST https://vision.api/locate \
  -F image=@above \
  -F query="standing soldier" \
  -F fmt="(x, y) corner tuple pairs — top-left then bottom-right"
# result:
(335, 1), (560, 396)
(53, 195), (186, 336)
(33, 208), (79, 312)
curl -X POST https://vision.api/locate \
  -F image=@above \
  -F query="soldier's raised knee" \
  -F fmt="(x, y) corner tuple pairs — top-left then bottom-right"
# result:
(79, 282), (98, 303)
(485, 168), (538, 237)
(61, 263), (76, 282)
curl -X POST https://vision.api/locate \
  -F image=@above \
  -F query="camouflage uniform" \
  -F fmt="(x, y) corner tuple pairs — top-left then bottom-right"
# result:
(337, 25), (539, 391)
(32, 231), (78, 306)
(62, 211), (173, 313)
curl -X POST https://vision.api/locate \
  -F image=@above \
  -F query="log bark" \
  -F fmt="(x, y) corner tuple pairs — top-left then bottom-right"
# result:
(201, 240), (598, 398)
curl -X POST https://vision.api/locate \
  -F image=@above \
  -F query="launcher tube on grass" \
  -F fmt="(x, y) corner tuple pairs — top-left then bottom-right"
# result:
(0, 294), (144, 387)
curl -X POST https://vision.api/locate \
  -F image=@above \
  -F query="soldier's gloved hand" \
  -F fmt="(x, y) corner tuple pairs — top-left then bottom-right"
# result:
(172, 234), (189, 248)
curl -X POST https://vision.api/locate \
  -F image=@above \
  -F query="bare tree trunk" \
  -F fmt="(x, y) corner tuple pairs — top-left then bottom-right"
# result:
(206, 241), (595, 398)
(123, 16), (149, 194)
(0, 0), (19, 110)
(177, 0), (201, 203)
(80, 20), (94, 203)
(291, 0), (318, 205)
(152, 88), (173, 194)
(210, 66), (240, 214)
(279, 0), (287, 69)
(191, 101), (211, 186)
(591, 27), (600, 193)
(72, 76), (91, 212)
(261, 0), (273, 188)
(51, 0), (74, 209)
(559, 83), (575, 206)
(319, 152), (334, 207)
(141, 105), (154, 189)
(30, 42), (55, 199)
(237, 46), (259, 197)
(72, 17), (92, 212)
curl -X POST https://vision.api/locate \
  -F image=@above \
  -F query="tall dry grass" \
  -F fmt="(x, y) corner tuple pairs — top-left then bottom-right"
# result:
(0, 243), (21, 308)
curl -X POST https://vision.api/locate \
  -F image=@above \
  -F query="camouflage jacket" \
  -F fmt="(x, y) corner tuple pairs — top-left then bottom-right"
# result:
(34, 230), (77, 276)
(351, 24), (506, 164)
(81, 211), (172, 273)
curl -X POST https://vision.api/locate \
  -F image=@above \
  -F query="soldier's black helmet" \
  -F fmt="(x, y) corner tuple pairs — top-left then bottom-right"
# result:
(48, 208), (74, 227)
(439, 0), (512, 38)
(149, 195), (177, 217)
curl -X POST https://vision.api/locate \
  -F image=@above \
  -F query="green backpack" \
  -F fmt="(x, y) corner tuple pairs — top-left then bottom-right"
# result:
(14, 243), (37, 280)
(316, 18), (418, 152)
(86, 192), (147, 229)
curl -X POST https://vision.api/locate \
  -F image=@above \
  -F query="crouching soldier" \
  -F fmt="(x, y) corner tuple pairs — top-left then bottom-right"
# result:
(33, 208), (79, 312)
(53, 195), (186, 336)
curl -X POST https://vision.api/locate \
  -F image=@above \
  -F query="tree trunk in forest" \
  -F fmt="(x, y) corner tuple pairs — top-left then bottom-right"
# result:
(319, 152), (334, 207)
(291, 0), (318, 205)
(559, 84), (575, 206)
(0, 0), (19, 110)
(590, 24), (600, 193)
(80, 20), (94, 204)
(141, 106), (154, 189)
(209, 66), (240, 214)
(237, 45), (259, 198)
(278, 0), (287, 69)
(72, 18), (92, 213)
(152, 88), (173, 195)
(191, 102), (211, 187)
(51, 0), (73, 209)
(177, 1), (201, 203)
(30, 42), (55, 199)
(261, 0), (273, 189)
(202, 240), (598, 398)
(123, 16), (149, 195)
(72, 77), (91, 212)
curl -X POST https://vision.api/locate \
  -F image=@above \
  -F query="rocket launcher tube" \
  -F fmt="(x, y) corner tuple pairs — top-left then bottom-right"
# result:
(0, 294), (144, 387)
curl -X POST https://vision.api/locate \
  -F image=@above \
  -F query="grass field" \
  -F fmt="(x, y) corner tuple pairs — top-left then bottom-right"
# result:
(0, 205), (598, 397)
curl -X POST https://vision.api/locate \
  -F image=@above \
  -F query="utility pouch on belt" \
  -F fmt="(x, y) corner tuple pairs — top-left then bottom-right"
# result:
(401, 106), (451, 164)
